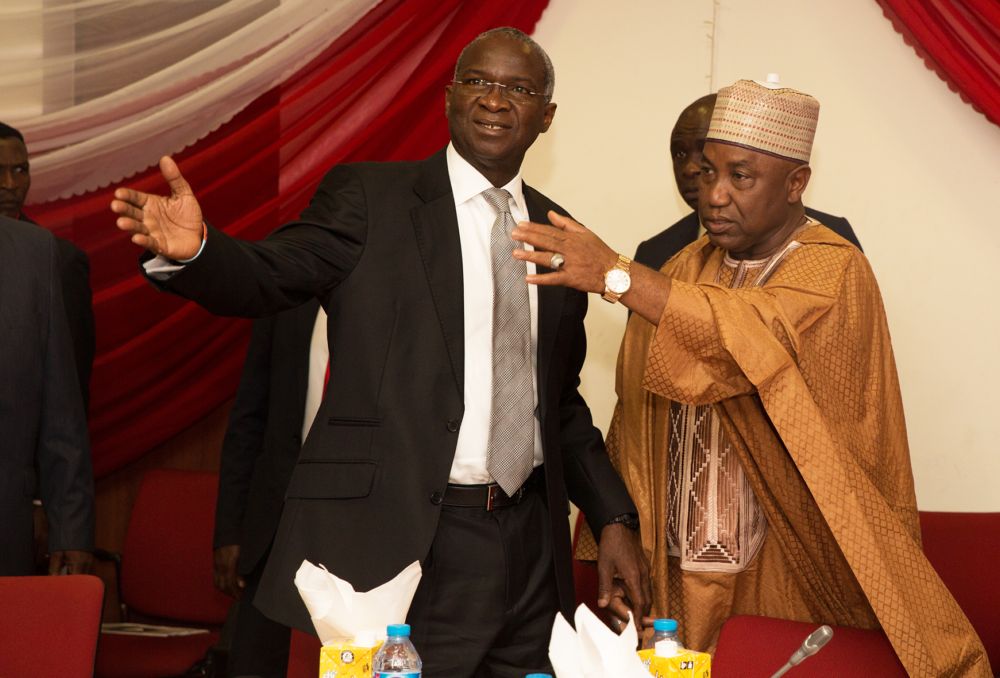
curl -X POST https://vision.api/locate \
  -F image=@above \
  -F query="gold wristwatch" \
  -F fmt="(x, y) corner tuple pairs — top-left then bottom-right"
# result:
(602, 253), (632, 304)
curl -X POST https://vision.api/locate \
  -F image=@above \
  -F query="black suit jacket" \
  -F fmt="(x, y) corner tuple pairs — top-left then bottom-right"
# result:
(0, 217), (94, 574)
(213, 299), (321, 576)
(634, 207), (862, 270)
(154, 150), (635, 632)
(20, 214), (95, 411)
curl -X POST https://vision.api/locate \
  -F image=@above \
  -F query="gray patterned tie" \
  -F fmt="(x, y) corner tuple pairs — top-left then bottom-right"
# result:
(482, 187), (535, 496)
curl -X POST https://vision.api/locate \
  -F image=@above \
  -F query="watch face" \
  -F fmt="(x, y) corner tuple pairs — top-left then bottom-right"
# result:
(606, 268), (631, 294)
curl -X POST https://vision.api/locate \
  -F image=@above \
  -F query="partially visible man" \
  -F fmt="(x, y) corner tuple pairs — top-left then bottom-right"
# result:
(633, 93), (861, 272)
(112, 28), (649, 678)
(0, 215), (95, 576)
(213, 299), (324, 677)
(0, 122), (96, 410)
(512, 80), (990, 676)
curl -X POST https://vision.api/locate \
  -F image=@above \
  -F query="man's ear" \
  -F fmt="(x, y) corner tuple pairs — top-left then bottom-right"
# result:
(787, 164), (811, 203)
(540, 102), (557, 133)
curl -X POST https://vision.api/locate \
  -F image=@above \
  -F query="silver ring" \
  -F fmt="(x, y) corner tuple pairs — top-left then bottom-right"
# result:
(549, 253), (565, 269)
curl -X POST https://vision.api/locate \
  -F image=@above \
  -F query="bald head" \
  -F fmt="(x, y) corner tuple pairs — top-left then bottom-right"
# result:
(670, 93), (716, 210)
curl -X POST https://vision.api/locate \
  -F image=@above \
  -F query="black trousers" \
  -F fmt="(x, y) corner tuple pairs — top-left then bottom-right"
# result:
(407, 485), (559, 678)
(228, 553), (292, 678)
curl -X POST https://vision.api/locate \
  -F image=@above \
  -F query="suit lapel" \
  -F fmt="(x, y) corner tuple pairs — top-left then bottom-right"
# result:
(525, 185), (565, 407)
(411, 152), (464, 397)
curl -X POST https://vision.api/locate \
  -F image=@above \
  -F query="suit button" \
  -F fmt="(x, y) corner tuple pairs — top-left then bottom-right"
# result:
(430, 490), (444, 505)
(446, 419), (460, 433)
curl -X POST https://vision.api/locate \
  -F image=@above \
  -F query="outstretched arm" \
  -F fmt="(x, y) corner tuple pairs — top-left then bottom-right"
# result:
(512, 211), (672, 325)
(112, 156), (205, 260)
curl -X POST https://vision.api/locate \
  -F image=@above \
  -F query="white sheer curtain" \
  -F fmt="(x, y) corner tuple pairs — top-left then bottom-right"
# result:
(0, 0), (379, 202)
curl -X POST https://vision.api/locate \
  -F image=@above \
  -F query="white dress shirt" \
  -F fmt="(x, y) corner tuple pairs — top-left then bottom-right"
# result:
(302, 306), (329, 441)
(446, 143), (543, 485)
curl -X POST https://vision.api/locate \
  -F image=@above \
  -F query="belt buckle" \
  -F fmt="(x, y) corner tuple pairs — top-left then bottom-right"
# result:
(486, 484), (524, 511)
(486, 484), (500, 511)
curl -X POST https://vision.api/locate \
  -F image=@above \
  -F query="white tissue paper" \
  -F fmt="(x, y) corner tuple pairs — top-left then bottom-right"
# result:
(548, 604), (651, 678)
(293, 559), (422, 646)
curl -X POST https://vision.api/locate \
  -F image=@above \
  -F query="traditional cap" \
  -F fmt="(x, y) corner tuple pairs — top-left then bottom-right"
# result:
(705, 78), (820, 163)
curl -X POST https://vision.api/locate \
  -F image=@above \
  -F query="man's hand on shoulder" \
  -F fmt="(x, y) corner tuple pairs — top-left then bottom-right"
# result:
(596, 519), (651, 631)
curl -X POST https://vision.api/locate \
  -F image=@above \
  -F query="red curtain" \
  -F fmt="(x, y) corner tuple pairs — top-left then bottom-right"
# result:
(28, 0), (550, 477)
(875, 0), (1000, 126)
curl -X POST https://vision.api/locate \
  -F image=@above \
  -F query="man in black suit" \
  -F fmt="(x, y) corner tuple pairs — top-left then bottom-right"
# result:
(213, 299), (323, 676)
(0, 122), (96, 411)
(634, 94), (861, 271)
(113, 28), (649, 678)
(0, 215), (95, 576)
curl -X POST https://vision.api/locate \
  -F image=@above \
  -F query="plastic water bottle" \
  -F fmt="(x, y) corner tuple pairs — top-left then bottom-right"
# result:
(652, 618), (683, 655)
(373, 623), (422, 678)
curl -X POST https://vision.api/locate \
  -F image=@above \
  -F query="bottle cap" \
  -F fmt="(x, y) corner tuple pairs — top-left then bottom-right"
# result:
(655, 639), (680, 657)
(525, 675), (554, 678)
(652, 618), (678, 632)
(386, 623), (411, 637)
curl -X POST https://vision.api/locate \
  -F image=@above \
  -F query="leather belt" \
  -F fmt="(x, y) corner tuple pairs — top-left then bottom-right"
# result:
(443, 467), (543, 511)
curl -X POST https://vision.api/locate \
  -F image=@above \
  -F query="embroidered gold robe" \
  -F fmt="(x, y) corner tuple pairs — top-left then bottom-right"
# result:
(597, 224), (990, 677)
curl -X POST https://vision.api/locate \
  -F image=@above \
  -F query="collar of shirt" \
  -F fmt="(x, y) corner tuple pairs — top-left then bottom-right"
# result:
(446, 143), (528, 219)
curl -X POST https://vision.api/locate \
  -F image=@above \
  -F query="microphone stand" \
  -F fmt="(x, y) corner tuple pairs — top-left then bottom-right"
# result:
(769, 625), (834, 678)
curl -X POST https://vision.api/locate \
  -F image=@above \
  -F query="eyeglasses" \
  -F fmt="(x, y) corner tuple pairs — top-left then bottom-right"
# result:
(451, 78), (547, 104)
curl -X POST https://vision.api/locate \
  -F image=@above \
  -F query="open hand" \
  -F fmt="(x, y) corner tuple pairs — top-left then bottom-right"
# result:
(111, 156), (204, 260)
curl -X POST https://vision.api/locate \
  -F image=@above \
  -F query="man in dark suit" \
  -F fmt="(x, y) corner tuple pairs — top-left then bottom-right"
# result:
(113, 28), (649, 678)
(0, 215), (95, 576)
(634, 94), (861, 271)
(213, 299), (323, 676)
(0, 122), (96, 411)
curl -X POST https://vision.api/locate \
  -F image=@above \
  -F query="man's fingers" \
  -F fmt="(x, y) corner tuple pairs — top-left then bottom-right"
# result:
(620, 563), (652, 620)
(605, 596), (633, 630)
(111, 199), (148, 225)
(159, 156), (193, 198)
(130, 232), (161, 253)
(512, 246), (566, 270)
(547, 210), (585, 232)
(596, 557), (616, 607)
(113, 187), (148, 209)
(512, 221), (566, 253)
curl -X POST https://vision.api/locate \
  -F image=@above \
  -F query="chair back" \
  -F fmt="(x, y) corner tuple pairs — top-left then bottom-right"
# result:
(713, 615), (907, 677)
(0, 574), (104, 678)
(120, 468), (232, 624)
(286, 629), (323, 678)
(919, 511), (1000, 670)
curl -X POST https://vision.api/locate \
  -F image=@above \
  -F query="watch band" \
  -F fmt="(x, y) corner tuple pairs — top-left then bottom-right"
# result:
(602, 253), (632, 304)
(605, 513), (640, 531)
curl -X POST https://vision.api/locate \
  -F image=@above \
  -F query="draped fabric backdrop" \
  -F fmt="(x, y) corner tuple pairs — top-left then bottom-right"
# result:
(5, 0), (990, 477)
(0, 0), (548, 476)
(875, 0), (1000, 126)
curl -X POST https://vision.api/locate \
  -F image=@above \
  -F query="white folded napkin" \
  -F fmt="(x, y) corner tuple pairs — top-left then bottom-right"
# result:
(548, 604), (651, 678)
(293, 559), (422, 646)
